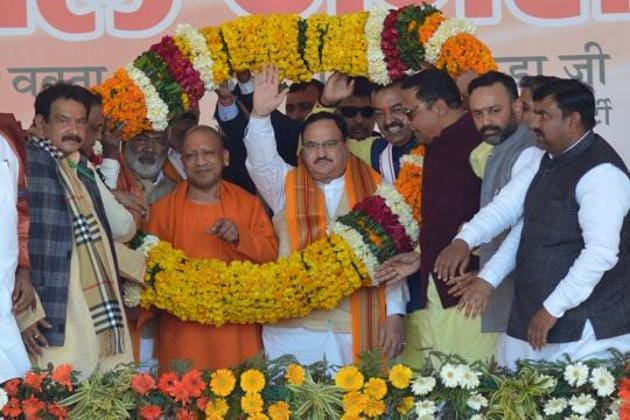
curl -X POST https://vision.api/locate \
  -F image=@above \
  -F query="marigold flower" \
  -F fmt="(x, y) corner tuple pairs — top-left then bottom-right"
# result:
(241, 392), (264, 415)
(389, 364), (413, 389)
(343, 391), (368, 414)
(285, 364), (305, 385)
(131, 373), (156, 396)
(363, 377), (387, 400)
(397, 396), (415, 415)
(205, 398), (229, 417)
(336, 366), (365, 392)
(210, 369), (236, 397)
(240, 369), (266, 394)
(139, 404), (162, 420)
(364, 397), (386, 417)
(267, 401), (291, 420)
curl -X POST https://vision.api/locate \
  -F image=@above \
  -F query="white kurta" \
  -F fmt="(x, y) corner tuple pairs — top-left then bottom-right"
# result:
(456, 133), (630, 368)
(244, 116), (409, 366)
(0, 134), (31, 382)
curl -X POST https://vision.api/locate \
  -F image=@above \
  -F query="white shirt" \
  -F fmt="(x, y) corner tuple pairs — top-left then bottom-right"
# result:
(167, 148), (187, 180)
(457, 136), (630, 319)
(245, 116), (409, 315)
(0, 133), (31, 381)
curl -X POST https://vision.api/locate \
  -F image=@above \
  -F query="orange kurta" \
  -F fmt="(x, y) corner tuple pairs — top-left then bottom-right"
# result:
(146, 180), (278, 371)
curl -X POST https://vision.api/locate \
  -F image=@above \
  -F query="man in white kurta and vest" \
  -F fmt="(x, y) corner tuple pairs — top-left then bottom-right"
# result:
(435, 71), (541, 338)
(0, 115), (32, 383)
(244, 65), (409, 365)
(453, 78), (630, 369)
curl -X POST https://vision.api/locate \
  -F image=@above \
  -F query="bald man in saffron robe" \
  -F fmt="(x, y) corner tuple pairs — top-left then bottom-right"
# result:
(146, 125), (278, 371)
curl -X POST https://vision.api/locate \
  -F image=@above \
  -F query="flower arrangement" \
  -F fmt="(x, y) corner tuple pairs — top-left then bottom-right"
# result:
(2, 352), (628, 419)
(91, 6), (496, 140)
(134, 145), (425, 325)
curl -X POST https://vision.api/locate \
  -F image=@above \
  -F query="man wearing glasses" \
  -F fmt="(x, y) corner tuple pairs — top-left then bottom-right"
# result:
(244, 65), (408, 365)
(376, 69), (495, 368)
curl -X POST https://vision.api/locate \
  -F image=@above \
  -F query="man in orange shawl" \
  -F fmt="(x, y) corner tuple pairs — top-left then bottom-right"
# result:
(146, 125), (278, 371)
(244, 65), (408, 365)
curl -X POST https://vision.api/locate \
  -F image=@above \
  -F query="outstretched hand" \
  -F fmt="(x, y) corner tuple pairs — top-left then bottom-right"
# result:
(251, 64), (288, 118)
(374, 251), (420, 285)
(457, 276), (493, 319)
(434, 239), (471, 283)
(320, 72), (355, 107)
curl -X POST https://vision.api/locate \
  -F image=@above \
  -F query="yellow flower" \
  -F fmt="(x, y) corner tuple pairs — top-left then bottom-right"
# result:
(205, 398), (229, 417)
(340, 413), (363, 420)
(210, 369), (236, 397)
(248, 414), (269, 420)
(335, 366), (365, 392)
(364, 397), (386, 417)
(397, 396), (415, 415)
(267, 401), (291, 420)
(342, 390), (368, 414)
(241, 369), (266, 394)
(389, 364), (413, 389)
(363, 377), (387, 400)
(285, 364), (305, 385)
(241, 392), (264, 415)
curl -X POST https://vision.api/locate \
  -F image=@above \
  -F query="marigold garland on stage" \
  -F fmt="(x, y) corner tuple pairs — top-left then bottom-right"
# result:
(133, 146), (425, 325)
(92, 4), (497, 140)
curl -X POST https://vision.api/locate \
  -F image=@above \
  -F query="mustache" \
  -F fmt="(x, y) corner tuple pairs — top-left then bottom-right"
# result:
(315, 157), (333, 164)
(384, 122), (403, 131)
(480, 125), (502, 135)
(534, 129), (544, 138)
(62, 134), (82, 143)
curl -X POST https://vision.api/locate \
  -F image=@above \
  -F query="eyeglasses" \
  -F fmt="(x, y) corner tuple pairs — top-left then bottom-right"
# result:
(403, 106), (420, 121)
(338, 106), (375, 119)
(373, 105), (406, 121)
(302, 139), (343, 151)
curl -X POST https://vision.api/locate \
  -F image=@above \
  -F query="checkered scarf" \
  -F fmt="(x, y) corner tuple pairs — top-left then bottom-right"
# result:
(31, 136), (125, 356)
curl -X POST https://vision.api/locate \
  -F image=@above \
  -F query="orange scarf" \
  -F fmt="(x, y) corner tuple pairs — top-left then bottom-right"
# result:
(286, 153), (386, 361)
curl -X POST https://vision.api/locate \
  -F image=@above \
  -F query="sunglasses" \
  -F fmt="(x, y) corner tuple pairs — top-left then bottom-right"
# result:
(338, 106), (375, 119)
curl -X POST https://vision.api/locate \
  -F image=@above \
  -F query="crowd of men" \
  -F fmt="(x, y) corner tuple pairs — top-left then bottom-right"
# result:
(1, 62), (628, 383)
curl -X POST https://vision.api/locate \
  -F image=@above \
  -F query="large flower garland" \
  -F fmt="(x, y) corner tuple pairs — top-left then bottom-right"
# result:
(1, 353), (628, 419)
(92, 4), (496, 141)
(134, 146), (425, 325)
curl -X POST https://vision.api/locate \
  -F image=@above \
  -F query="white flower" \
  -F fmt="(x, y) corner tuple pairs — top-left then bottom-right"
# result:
(411, 375), (436, 396)
(609, 398), (622, 412)
(125, 64), (169, 131)
(439, 363), (460, 388)
(364, 9), (390, 85)
(564, 362), (589, 387)
(456, 364), (480, 389)
(543, 397), (568, 415)
(604, 412), (619, 420)
(424, 19), (475, 64)
(92, 140), (103, 156)
(538, 374), (557, 391)
(466, 392), (488, 411)
(590, 367), (615, 397)
(122, 280), (142, 307)
(375, 183), (419, 243)
(0, 388), (8, 411)
(138, 234), (160, 256)
(414, 399), (437, 417)
(569, 393), (596, 415)
(469, 415), (484, 420)
(327, 221), (380, 280)
(564, 415), (587, 420)
(175, 24), (215, 91)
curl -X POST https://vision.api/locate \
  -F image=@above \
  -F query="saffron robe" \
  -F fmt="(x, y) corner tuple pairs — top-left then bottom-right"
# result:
(146, 180), (278, 371)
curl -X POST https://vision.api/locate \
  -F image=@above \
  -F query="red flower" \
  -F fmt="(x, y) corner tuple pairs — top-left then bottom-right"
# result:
(139, 404), (162, 420)
(24, 372), (46, 393)
(196, 396), (209, 412)
(131, 373), (157, 396)
(182, 369), (206, 397)
(620, 377), (630, 400)
(51, 364), (74, 391)
(175, 408), (195, 420)
(170, 380), (191, 405)
(1, 397), (22, 418)
(157, 372), (178, 394)
(47, 403), (68, 420)
(3, 378), (22, 396)
(22, 395), (46, 420)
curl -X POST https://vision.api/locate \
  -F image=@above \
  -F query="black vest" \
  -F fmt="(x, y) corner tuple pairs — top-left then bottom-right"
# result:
(508, 133), (630, 342)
